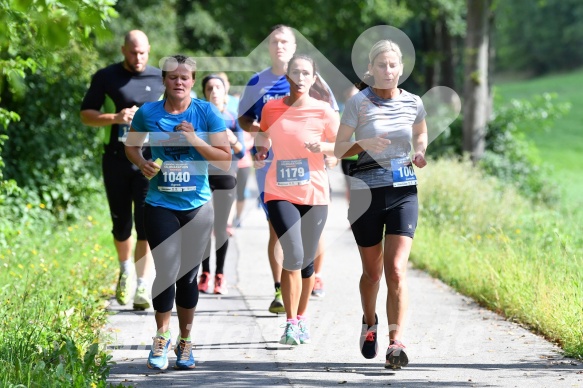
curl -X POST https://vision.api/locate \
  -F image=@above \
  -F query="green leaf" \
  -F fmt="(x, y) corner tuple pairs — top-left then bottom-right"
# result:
(11, 0), (34, 13)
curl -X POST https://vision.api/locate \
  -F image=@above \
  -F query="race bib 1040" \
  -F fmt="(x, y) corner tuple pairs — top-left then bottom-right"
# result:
(158, 161), (197, 192)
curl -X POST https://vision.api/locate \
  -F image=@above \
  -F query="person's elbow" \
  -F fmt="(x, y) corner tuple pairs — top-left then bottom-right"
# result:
(80, 111), (91, 126)
(214, 152), (232, 172)
(237, 117), (249, 131)
(80, 110), (99, 127)
(217, 159), (232, 172)
(124, 145), (138, 165)
(238, 116), (256, 133)
(333, 143), (344, 159)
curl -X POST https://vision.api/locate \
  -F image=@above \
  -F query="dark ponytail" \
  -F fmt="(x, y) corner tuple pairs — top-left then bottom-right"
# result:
(287, 54), (333, 106)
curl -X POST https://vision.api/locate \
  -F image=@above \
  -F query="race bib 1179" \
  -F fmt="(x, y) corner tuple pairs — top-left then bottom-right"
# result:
(276, 158), (310, 186)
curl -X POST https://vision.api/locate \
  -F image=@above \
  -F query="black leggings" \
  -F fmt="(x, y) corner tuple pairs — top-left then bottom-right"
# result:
(202, 175), (236, 275)
(266, 201), (327, 277)
(145, 202), (213, 312)
(102, 152), (148, 241)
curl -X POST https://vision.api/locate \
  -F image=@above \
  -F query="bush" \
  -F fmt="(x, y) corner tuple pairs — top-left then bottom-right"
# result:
(0, 45), (104, 245)
(480, 93), (570, 204)
(430, 93), (570, 205)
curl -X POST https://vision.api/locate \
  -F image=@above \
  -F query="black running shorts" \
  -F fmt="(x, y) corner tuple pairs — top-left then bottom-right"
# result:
(348, 185), (418, 247)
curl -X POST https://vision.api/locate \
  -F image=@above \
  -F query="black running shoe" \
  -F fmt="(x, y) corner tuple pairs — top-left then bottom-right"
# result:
(359, 313), (378, 359)
(385, 340), (409, 369)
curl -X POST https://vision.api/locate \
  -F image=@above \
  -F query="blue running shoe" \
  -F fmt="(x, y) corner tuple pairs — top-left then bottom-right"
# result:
(174, 339), (196, 369)
(359, 313), (378, 359)
(298, 318), (311, 344)
(147, 336), (170, 370)
(279, 322), (300, 345)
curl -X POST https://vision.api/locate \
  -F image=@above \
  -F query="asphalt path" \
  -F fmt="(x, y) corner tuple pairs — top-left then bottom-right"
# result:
(104, 165), (582, 387)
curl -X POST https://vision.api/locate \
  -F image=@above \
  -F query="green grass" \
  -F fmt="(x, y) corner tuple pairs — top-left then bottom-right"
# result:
(0, 196), (118, 387)
(495, 69), (583, 220)
(414, 159), (583, 359)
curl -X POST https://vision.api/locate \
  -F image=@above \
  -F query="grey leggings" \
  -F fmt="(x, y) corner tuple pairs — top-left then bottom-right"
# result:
(266, 200), (327, 276)
(202, 182), (235, 275)
(145, 202), (213, 312)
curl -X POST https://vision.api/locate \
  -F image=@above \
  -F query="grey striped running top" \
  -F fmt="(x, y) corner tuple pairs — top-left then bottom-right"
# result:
(340, 87), (426, 190)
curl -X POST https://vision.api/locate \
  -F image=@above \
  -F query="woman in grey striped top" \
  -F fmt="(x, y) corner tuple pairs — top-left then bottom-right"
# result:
(334, 39), (428, 369)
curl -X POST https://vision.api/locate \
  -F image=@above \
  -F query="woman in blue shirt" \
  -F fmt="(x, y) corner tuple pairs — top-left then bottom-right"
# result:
(125, 55), (231, 370)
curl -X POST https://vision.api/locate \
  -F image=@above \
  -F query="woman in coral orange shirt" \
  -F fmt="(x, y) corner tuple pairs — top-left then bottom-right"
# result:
(255, 54), (339, 346)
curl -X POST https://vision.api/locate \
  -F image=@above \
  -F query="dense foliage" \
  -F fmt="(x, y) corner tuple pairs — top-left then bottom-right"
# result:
(0, 0), (117, 245)
(495, 0), (583, 75)
(430, 92), (570, 204)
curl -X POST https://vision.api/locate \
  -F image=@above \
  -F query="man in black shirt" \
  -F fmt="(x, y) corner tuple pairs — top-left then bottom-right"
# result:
(81, 30), (164, 310)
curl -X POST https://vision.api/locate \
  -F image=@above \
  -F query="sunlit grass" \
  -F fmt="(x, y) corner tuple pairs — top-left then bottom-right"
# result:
(0, 196), (118, 387)
(414, 158), (583, 359)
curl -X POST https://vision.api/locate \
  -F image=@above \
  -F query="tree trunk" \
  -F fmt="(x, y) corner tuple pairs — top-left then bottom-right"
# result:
(439, 15), (456, 91)
(487, 9), (496, 121)
(421, 19), (436, 90)
(462, 0), (490, 162)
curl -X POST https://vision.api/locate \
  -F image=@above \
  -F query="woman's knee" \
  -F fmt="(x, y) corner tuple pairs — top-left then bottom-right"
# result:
(385, 265), (407, 284)
(282, 256), (304, 271)
(362, 270), (383, 285)
(280, 234), (304, 270)
(359, 245), (384, 284)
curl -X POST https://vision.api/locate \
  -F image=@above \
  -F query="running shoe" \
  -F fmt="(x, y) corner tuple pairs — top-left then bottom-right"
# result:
(233, 216), (241, 228)
(385, 340), (409, 369)
(279, 322), (300, 345)
(115, 271), (131, 305)
(174, 339), (196, 369)
(133, 285), (151, 310)
(214, 274), (228, 295)
(359, 313), (379, 359)
(311, 276), (325, 298)
(147, 335), (170, 370)
(298, 318), (311, 344)
(226, 224), (235, 237)
(268, 287), (285, 314)
(198, 271), (210, 293)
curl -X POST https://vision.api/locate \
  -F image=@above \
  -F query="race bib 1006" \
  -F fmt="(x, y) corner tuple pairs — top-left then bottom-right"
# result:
(391, 157), (417, 187)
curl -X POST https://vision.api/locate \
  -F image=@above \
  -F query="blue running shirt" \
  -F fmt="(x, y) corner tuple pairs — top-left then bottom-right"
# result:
(132, 98), (226, 210)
